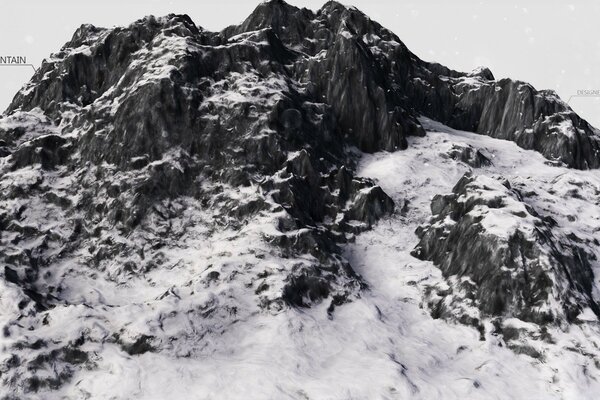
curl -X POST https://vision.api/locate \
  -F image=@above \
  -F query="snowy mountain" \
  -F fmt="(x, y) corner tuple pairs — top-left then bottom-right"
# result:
(1, 1), (599, 398)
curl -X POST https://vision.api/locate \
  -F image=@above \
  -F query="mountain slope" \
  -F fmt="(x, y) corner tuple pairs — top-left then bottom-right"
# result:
(0, 1), (599, 398)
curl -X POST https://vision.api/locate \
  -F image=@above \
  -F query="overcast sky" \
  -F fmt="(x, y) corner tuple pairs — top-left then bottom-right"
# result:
(2, 0), (599, 127)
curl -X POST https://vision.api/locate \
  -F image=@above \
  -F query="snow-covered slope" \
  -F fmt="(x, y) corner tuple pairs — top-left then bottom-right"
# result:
(347, 119), (600, 400)
(4, 120), (598, 400)
(1, 1), (599, 398)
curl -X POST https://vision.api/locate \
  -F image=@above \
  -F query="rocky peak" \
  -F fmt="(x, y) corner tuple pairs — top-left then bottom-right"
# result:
(318, 1), (389, 40)
(222, 0), (314, 45)
(468, 66), (495, 81)
(413, 173), (600, 327)
(7, 2), (599, 168)
(244, 0), (307, 26)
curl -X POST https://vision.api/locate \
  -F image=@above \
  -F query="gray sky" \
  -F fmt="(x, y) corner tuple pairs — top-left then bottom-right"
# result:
(2, 0), (600, 127)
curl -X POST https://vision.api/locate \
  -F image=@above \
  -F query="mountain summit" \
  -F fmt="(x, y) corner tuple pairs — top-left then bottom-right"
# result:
(1, 1), (600, 398)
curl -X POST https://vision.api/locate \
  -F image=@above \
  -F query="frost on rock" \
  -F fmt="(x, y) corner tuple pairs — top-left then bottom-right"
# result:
(413, 173), (599, 330)
(0, 0), (599, 398)
(0, 10), (396, 396)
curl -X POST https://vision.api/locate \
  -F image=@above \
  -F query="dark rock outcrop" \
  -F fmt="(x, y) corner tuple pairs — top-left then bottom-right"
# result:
(410, 74), (600, 169)
(1, 1), (600, 395)
(447, 144), (492, 168)
(2, 11), (397, 312)
(413, 173), (600, 327)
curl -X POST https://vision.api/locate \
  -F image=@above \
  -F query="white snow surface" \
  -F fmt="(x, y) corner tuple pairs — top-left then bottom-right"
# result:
(2, 118), (600, 399)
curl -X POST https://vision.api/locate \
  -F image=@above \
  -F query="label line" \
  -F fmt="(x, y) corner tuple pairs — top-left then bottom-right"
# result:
(0, 64), (38, 72)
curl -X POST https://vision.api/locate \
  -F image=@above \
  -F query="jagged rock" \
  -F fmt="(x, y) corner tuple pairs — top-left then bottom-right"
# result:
(345, 186), (395, 227)
(10, 135), (72, 170)
(0, 5), (402, 394)
(413, 75), (600, 169)
(120, 335), (156, 355)
(282, 272), (332, 307)
(0, 0), (599, 396)
(447, 144), (491, 168)
(413, 173), (600, 326)
(7, 2), (600, 169)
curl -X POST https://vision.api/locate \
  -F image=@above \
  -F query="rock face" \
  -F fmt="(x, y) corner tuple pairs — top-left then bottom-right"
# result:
(413, 173), (600, 328)
(0, 0), (599, 397)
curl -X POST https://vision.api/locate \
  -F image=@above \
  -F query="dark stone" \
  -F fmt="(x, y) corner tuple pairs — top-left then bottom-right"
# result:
(10, 135), (72, 170)
(413, 173), (600, 326)
(346, 186), (395, 226)
(4, 267), (19, 285)
(447, 144), (492, 168)
(206, 271), (220, 282)
(61, 348), (88, 365)
(282, 272), (331, 307)
(121, 335), (155, 355)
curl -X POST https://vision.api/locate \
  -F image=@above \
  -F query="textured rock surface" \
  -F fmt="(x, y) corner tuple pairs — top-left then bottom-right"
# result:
(0, 1), (599, 398)
(447, 143), (492, 168)
(410, 74), (600, 169)
(9, 1), (600, 169)
(0, 9), (399, 394)
(413, 173), (599, 328)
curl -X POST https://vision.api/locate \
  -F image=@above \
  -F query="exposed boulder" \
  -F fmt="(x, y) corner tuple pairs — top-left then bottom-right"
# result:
(447, 143), (492, 168)
(1, 1), (600, 396)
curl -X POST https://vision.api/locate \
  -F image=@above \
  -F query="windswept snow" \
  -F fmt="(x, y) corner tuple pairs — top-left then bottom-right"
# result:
(344, 117), (600, 400)
(3, 118), (597, 399)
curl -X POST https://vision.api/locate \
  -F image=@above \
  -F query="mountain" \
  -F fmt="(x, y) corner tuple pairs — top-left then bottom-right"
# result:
(1, 1), (599, 398)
